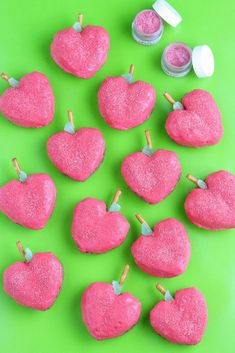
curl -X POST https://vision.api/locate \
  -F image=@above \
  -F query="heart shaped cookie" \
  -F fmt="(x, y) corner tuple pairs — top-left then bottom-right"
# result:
(121, 131), (181, 204)
(81, 266), (141, 340)
(165, 89), (223, 147)
(0, 72), (55, 127)
(150, 286), (208, 345)
(3, 242), (63, 310)
(47, 111), (105, 181)
(0, 159), (56, 230)
(98, 65), (156, 130)
(51, 15), (110, 78)
(185, 170), (235, 230)
(72, 191), (130, 253)
(132, 217), (190, 277)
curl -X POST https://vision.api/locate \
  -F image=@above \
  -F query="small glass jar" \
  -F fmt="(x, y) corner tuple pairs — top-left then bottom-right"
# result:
(132, 0), (182, 46)
(132, 10), (163, 45)
(161, 42), (215, 78)
(161, 42), (192, 77)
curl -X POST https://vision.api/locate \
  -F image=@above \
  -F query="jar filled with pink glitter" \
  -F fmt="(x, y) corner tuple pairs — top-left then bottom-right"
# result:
(161, 42), (215, 78)
(132, 0), (182, 46)
(161, 43), (192, 77)
(132, 10), (163, 45)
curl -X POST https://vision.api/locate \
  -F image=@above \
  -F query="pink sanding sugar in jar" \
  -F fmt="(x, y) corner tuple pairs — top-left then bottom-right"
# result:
(161, 42), (215, 78)
(132, 10), (163, 45)
(165, 43), (191, 67)
(132, 0), (182, 46)
(135, 10), (162, 35)
(161, 42), (192, 77)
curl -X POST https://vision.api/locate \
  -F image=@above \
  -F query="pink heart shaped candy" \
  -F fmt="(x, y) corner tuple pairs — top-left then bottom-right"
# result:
(47, 127), (105, 181)
(98, 70), (156, 130)
(165, 89), (223, 147)
(72, 197), (130, 253)
(0, 72), (55, 128)
(150, 287), (208, 345)
(132, 218), (191, 277)
(51, 22), (110, 78)
(4, 252), (63, 310)
(81, 282), (141, 340)
(122, 149), (181, 204)
(0, 173), (56, 230)
(185, 170), (235, 230)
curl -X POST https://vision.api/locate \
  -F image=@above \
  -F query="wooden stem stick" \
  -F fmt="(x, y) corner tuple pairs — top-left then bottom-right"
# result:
(12, 158), (21, 177)
(135, 214), (149, 227)
(156, 283), (166, 296)
(163, 92), (175, 105)
(112, 189), (122, 204)
(0, 72), (9, 82)
(186, 173), (199, 186)
(67, 110), (75, 129)
(78, 13), (83, 26)
(145, 130), (152, 150)
(119, 264), (130, 286)
(129, 64), (134, 75)
(16, 241), (26, 262)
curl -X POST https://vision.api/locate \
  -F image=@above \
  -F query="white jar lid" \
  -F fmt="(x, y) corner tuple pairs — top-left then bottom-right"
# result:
(152, 0), (182, 27)
(192, 45), (215, 78)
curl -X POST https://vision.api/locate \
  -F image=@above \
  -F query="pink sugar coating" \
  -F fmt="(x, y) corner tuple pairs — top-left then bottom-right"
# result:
(47, 128), (105, 181)
(0, 174), (56, 230)
(72, 198), (130, 253)
(0, 72), (55, 128)
(135, 10), (161, 34)
(165, 89), (223, 147)
(98, 76), (156, 130)
(3, 253), (63, 310)
(150, 287), (208, 345)
(51, 25), (110, 79)
(185, 170), (235, 230)
(121, 149), (181, 204)
(132, 218), (191, 277)
(165, 44), (191, 67)
(81, 282), (141, 340)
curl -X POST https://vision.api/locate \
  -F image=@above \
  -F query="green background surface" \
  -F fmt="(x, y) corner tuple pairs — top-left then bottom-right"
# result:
(0, 0), (235, 352)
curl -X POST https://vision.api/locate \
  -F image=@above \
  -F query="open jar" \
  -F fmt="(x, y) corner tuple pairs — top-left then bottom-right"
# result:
(132, 0), (182, 45)
(161, 42), (215, 78)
